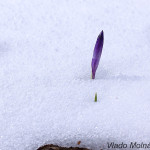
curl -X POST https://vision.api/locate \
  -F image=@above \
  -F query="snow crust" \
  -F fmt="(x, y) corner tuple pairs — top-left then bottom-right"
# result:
(1, 0), (150, 149)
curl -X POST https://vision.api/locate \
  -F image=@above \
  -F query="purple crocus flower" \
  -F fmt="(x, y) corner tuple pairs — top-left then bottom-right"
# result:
(91, 30), (104, 79)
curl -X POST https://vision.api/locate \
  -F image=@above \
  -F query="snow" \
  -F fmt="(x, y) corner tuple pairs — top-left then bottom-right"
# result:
(0, 0), (150, 150)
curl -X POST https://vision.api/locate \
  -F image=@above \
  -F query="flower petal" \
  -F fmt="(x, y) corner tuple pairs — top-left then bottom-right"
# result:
(91, 30), (104, 79)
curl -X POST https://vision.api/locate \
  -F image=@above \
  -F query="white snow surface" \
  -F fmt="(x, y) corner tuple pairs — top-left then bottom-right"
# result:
(1, 0), (150, 150)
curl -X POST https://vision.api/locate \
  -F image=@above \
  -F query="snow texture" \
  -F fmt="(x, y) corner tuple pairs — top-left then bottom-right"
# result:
(0, 0), (150, 150)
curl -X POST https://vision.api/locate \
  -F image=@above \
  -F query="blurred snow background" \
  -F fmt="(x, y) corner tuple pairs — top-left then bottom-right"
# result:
(0, 0), (150, 150)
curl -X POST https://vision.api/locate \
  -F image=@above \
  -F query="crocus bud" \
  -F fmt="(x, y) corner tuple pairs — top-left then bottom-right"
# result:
(91, 30), (104, 79)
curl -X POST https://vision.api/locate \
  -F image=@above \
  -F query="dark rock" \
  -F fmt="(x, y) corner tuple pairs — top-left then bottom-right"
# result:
(37, 144), (90, 150)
